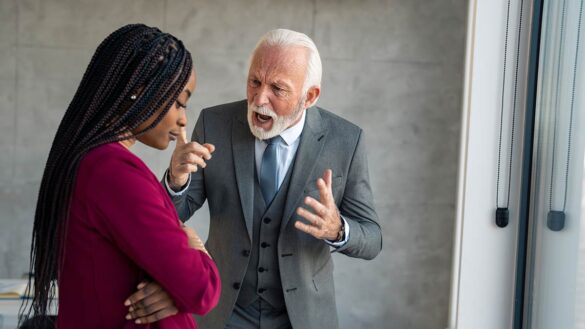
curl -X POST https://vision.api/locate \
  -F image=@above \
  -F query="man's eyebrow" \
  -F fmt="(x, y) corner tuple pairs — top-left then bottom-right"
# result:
(273, 80), (292, 89)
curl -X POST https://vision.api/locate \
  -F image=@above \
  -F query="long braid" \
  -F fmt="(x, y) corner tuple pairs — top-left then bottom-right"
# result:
(21, 24), (192, 326)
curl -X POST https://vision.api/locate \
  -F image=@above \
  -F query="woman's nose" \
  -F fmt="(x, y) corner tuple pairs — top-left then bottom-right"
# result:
(177, 110), (187, 127)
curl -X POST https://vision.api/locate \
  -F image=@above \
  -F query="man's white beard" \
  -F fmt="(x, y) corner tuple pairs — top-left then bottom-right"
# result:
(247, 95), (306, 140)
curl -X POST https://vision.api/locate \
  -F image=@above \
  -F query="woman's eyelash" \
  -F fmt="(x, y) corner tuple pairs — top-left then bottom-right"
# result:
(176, 101), (187, 108)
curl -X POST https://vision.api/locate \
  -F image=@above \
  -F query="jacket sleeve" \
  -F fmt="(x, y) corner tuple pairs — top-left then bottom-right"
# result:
(163, 109), (208, 222)
(88, 154), (221, 315)
(334, 130), (383, 260)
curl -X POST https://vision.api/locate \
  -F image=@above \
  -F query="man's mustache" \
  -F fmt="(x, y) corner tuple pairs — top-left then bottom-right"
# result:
(249, 104), (278, 119)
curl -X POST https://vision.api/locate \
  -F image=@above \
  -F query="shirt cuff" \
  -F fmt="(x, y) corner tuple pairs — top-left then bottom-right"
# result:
(325, 215), (350, 248)
(164, 170), (191, 196)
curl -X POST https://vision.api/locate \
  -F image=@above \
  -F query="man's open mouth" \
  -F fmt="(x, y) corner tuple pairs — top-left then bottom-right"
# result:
(255, 112), (273, 123)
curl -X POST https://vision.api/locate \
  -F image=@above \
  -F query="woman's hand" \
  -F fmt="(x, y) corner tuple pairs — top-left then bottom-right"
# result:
(124, 281), (178, 324)
(181, 225), (210, 257)
(122, 226), (210, 324)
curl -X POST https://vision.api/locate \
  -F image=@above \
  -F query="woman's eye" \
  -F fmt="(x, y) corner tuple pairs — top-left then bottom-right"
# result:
(176, 101), (187, 109)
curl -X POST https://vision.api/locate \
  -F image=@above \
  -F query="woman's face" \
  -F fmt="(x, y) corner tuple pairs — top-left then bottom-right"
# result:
(135, 70), (196, 150)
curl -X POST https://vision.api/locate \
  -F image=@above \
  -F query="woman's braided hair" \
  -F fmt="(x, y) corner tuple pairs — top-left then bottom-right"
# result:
(22, 23), (193, 325)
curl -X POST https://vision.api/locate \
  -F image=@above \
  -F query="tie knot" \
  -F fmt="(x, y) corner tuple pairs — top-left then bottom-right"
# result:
(266, 136), (283, 146)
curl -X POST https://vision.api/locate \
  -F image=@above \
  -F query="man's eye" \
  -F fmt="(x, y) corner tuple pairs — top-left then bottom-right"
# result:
(249, 79), (260, 87)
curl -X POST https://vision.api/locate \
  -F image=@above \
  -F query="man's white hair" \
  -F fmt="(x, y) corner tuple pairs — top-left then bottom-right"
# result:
(250, 29), (322, 101)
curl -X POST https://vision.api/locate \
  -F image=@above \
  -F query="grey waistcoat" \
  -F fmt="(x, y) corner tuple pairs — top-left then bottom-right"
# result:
(236, 166), (294, 310)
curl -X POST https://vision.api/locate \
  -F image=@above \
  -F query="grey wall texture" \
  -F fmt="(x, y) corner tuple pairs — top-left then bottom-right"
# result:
(0, 0), (467, 328)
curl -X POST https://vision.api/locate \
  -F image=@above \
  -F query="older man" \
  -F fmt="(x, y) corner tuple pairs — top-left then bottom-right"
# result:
(128, 29), (381, 329)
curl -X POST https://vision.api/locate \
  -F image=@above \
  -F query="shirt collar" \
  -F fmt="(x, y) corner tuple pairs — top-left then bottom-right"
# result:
(278, 110), (306, 146)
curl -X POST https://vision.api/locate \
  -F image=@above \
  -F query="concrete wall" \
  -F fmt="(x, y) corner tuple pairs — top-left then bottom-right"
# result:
(0, 0), (467, 328)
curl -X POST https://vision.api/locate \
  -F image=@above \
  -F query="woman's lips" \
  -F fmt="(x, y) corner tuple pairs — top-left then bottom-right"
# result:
(169, 132), (178, 141)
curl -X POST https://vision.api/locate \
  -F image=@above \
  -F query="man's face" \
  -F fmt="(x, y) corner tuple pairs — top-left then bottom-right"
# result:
(246, 45), (309, 140)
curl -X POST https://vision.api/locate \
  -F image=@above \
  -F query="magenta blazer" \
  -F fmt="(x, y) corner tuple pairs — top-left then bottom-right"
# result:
(57, 143), (220, 328)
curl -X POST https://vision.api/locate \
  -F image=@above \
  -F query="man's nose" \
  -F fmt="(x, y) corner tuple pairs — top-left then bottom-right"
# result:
(254, 86), (270, 106)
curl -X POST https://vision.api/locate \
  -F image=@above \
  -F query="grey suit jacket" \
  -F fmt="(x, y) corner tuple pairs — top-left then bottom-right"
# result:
(168, 100), (382, 329)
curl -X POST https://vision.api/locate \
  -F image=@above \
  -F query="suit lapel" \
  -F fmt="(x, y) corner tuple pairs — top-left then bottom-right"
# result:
(281, 108), (327, 234)
(232, 111), (255, 241)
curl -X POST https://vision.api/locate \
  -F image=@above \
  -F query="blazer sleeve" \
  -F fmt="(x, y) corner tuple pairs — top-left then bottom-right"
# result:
(164, 109), (208, 222)
(87, 154), (220, 315)
(334, 130), (383, 260)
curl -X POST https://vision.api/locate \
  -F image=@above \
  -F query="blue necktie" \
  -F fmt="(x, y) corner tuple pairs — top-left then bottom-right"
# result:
(260, 136), (282, 204)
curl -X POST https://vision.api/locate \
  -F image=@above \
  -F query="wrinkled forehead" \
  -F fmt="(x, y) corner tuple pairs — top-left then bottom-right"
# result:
(249, 45), (309, 75)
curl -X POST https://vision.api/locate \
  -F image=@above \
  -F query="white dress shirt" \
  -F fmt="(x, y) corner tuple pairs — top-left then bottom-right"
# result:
(254, 110), (305, 188)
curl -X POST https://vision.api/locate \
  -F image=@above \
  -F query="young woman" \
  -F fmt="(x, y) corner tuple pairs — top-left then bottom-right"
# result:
(23, 24), (220, 328)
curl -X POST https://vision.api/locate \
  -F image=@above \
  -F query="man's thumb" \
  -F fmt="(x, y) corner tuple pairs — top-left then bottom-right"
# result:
(203, 143), (216, 153)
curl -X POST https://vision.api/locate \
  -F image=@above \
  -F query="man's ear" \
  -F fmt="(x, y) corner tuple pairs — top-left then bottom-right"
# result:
(304, 86), (321, 108)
